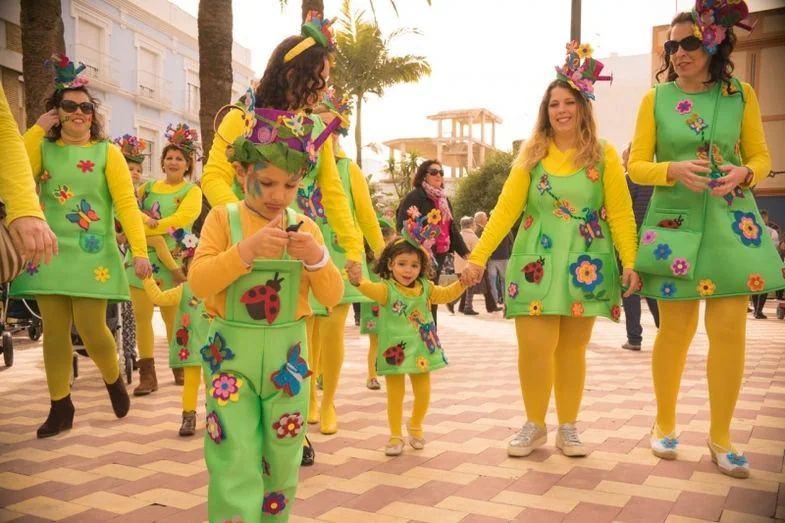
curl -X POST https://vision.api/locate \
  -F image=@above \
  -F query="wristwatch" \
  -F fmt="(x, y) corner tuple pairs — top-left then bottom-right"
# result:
(303, 244), (330, 271)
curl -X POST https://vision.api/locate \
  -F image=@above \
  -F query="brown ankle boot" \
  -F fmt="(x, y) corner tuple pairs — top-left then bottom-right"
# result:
(37, 395), (75, 438)
(179, 410), (196, 436)
(134, 358), (158, 396)
(105, 376), (130, 418)
(172, 367), (185, 386)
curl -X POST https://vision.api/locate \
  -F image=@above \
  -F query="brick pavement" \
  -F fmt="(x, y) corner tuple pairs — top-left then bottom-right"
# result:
(0, 301), (783, 522)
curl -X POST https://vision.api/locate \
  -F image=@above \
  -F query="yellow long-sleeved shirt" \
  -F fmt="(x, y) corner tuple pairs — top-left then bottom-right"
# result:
(469, 141), (638, 268)
(355, 278), (465, 306)
(189, 204), (344, 320)
(200, 109), (363, 262)
(23, 125), (148, 258)
(628, 82), (771, 187)
(142, 277), (182, 307)
(138, 180), (203, 236)
(344, 155), (385, 257)
(0, 84), (45, 224)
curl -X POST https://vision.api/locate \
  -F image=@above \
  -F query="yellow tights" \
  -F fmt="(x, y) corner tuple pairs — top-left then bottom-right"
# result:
(130, 286), (177, 359)
(515, 315), (596, 426)
(385, 373), (430, 440)
(653, 296), (747, 449)
(367, 334), (378, 380)
(37, 295), (120, 400)
(314, 304), (350, 429)
(182, 366), (203, 412)
(307, 315), (321, 423)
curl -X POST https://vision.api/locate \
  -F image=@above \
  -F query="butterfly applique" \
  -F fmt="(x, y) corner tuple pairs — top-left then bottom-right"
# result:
(391, 299), (407, 315)
(200, 332), (235, 373)
(723, 186), (745, 207)
(296, 185), (325, 223)
(270, 343), (312, 397)
(65, 199), (100, 231)
(578, 209), (604, 248)
(53, 185), (74, 205)
(143, 201), (162, 220)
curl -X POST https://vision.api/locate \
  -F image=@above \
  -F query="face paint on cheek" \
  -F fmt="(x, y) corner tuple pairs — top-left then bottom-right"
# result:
(249, 177), (264, 198)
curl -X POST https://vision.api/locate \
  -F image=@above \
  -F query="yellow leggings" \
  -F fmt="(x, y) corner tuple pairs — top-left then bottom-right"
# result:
(386, 373), (430, 438)
(182, 366), (203, 412)
(367, 334), (378, 380)
(653, 296), (747, 448)
(515, 315), (596, 426)
(314, 304), (350, 414)
(130, 286), (177, 360)
(307, 315), (321, 418)
(37, 295), (120, 400)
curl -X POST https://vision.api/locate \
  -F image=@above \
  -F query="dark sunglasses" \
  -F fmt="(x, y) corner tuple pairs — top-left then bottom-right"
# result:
(664, 35), (702, 55)
(59, 100), (95, 114)
(427, 168), (445, 177)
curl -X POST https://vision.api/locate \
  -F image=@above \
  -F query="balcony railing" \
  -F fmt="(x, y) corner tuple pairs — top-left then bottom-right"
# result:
(73, 44), (120, 87)
(135, 70), (172, 106)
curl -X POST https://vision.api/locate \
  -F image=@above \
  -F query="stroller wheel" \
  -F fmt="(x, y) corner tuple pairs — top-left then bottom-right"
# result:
(2, 332), (13, 367)
(28, 324), (42, 341)
(125, 354), (134, 384)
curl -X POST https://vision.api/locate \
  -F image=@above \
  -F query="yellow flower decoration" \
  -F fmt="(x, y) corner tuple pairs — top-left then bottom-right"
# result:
(576, 43), (593, 58)
(94, 266), (110, 283)
(697, 279), (716, 296)
(528, 300), (543, 316)
(426, 208), (442, 225)
(415, 357), (429, 370)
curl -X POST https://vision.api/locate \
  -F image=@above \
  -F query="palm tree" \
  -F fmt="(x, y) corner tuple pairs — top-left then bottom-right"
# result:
(331, 0), (431, 167)
(20, 0), (65, 128)
(197, 0), (233, 161)
(297, 0), (432, 23)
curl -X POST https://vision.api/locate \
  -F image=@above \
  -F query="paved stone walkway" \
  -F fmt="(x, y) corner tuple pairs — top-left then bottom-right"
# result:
(0, 302), (783, 522)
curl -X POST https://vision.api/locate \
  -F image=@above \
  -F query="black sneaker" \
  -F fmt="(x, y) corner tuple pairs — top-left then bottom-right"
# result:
(621, 342), (642, 351)
(301, 437), (315, 466)
(754, 313), (768, 320)
(463, 310), (479, 316)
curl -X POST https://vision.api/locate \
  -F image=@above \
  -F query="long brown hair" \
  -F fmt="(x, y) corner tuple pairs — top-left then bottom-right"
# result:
(44, 86), (104, 142)
(518, 80), (601, 172)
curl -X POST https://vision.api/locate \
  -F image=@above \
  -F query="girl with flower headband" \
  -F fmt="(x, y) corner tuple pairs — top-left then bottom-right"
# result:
(10, 54), (152, 437)
(348, 210), (464, 456)
(141, 229), (209, 437)
(189, 106), (343, 521)
(461, 42), (639, 460)
(627, 0), (781, 478)
(127, 123), (203, 396)
(304, 88), (386, 434)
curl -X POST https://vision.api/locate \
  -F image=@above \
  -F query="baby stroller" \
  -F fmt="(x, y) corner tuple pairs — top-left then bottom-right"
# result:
(71, 300), (137, 384)
(0, 283), (43, 367)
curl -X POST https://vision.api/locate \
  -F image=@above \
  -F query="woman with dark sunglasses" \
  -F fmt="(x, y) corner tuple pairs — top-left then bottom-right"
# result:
(396, 160), (469, 325)
(10, 55), (152, 438)
(627, 2), (782, 478)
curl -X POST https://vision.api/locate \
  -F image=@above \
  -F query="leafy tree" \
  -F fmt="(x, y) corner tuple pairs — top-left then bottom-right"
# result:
(452, 151), (514, 221)
(384, 151), (420, 203)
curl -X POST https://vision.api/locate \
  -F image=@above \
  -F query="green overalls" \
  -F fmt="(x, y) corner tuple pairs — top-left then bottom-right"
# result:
(169, 283), (211, 369)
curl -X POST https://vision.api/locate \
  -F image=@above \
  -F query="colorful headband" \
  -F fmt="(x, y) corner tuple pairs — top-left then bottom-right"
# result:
(225, 106), (341, 177)
(692, 0), (754, 55)
(320, 87), (353, 136)
(400, 206), (441, 264)
(49, 53), (88, 91)
(168, 227), (199, 260)
(114, 134), (147, 164)
(283, 10), (337, 63)
(165, 123), (202, 158)
(555, 42), (612, 101)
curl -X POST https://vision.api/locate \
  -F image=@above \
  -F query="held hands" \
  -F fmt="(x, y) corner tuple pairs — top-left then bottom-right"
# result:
(460, 263), (484, 287)
(133, 257), (153, 279)
(345, 261), (362, 285)
(8, 217), (58, 267)
(667, 160), (711, 192)
(621, 268), (641, 298)
(35, 109), (60, 132)
(710, 165), (749, 197)
(146, 217), (159, 229)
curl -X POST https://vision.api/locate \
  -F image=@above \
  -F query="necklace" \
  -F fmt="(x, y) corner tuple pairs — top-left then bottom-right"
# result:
(244, 201), (283, 229)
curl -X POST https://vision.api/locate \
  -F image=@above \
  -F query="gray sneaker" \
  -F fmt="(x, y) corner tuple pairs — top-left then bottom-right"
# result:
(507, 421), (547, 457)
(556, 423), (587, 457)
(179, 410), (196, 437)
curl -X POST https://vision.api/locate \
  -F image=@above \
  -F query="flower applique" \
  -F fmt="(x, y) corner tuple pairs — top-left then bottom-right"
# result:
(273, 412), (303, 439)
(523, 215), (534, 230)
(731, 211), (762, 247)
(540, 234), (553, 250)
(671, 258), (690, 276)
(415, 357), (429, 370)
(747, 274), (765, 292)
(53, 185), (74, 205)
(642, 231), (657, 245)
(676, 99), (693, 115)
(528, 300), (543, 316)
(660, 282), (676, 298)
(610, 305), (621, 322)
(209, 372), (243, 406)
(653, 244), (672, 261)
(586, 166), (600, 182)
(206, 411), (224, 444)
(77, 160), (95, 173)
(697, 279), (716, 296)
(94, 266), (110, 283)
(507, 282), (519, 298)
(571, 302), (584, 317)
(262, 492), (287, 515)
(569, 255), (604, 293)
(25, 263), (39, 276)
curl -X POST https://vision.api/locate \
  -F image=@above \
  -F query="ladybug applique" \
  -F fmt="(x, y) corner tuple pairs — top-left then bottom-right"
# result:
(383, 342), (406, 366)
(175, 326), (189, 347)
(371, 305), (380, 317)
(522, 257), (546, 284)
(657, 216), (684, 229)
(241, 273), (284, 324)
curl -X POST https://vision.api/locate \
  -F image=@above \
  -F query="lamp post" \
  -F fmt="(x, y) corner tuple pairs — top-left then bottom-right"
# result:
(571, 0), (581, 42)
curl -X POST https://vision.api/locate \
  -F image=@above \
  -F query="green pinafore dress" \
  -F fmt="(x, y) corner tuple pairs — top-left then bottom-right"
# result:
(11, 140), (130, 300)
(359, 272), (382, 335)
(376, 279), (448, 376)
(200, 203), (310, 523)
(505, 150), (621, 320)
(635, 79), (784, 299)
(168, 283), (211, 369)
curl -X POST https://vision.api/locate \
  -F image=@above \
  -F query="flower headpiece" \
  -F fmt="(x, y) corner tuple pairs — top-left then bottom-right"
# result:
(399, 206), (441, 264)
(284, 10), (337, 63)
(165, 123), (202, 158)
(692, 0), (754, 55)
(114, 134), (147, 164)
(168, 227), (199, 260)
(49, 53), (88, 91)
(320, 87), (353, 136)
(555, 42), (612, 101)
(224, 105), (341, 177)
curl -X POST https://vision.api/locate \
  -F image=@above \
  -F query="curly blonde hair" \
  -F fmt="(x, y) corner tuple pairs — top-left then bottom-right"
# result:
(517, 80), (601, 172)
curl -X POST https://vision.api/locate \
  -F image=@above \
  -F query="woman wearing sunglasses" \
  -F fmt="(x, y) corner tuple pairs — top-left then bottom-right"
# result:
(396, 160), (469, 325)
(11, 54), (151, 437)
(628, 2), (781, 478)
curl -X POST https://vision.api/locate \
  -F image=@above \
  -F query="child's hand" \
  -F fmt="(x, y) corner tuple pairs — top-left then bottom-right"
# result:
(345, 260), (361, 283)
(287, 231), (323, 265)
(146, 217), (159, 228)
(238, 218), (289, 263)
(172, 268), (187, 285)
(133, 257), (153, 279)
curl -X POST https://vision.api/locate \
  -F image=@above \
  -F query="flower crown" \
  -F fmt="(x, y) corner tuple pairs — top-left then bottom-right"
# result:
(168, 227), (199, 260)
(114, 134), (147, 164)
(399, 206), (441, 264)
(165, 123), (202, 158)
(284, 10), (337, 63)
(320, 87), (353, 137)
(49, 53), (88, 91)
(554, 42), (612, 101)
(692, 0), (754, 55)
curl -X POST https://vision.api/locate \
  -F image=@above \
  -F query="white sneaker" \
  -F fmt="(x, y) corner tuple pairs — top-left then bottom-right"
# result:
(507, 421), (547, 457)
(556, 424), (587, 457)
(707, 440), (749, 479)
(650, 425), (679, 460)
